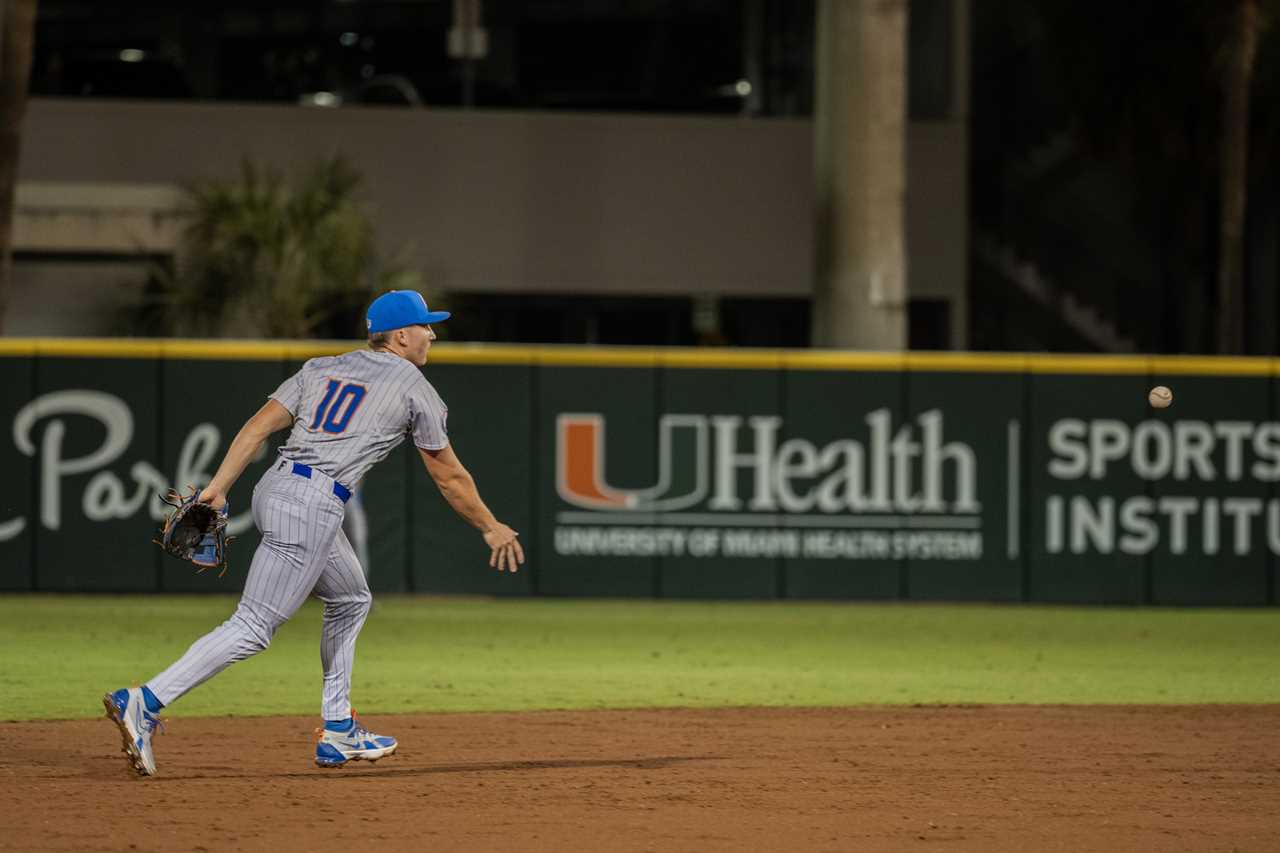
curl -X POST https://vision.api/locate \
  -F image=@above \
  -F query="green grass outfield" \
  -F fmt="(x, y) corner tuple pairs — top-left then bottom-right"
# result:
(2, 595), (1278, 720)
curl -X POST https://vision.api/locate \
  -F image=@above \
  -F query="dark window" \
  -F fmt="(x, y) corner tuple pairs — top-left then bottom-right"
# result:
(908, 299), (951, 350)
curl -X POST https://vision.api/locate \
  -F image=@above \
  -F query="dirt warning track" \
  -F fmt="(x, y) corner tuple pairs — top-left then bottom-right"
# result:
(3, 705), (1277, 852)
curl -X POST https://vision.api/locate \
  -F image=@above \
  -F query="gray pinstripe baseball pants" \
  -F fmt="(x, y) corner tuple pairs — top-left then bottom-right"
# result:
(148, 461), (372, 720)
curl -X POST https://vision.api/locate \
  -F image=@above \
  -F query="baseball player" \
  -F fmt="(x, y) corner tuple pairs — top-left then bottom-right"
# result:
(103, 290), (524, 776)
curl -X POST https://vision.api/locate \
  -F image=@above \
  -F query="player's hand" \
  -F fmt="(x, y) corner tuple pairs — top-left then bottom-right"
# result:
(483, 523), (525, 573)
(197, 486), (228, 511)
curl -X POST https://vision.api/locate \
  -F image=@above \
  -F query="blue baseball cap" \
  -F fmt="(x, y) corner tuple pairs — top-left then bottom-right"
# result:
(366, 290), (451, 333)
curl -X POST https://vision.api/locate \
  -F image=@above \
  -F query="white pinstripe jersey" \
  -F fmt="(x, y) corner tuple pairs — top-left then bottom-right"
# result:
(269, 349), (448, 487)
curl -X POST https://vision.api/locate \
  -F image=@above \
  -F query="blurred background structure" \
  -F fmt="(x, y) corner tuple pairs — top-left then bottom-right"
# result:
(1, 0), (1276, 354)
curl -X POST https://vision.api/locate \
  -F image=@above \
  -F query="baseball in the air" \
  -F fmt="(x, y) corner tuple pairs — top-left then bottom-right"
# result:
(1148, 386), (1173, 409)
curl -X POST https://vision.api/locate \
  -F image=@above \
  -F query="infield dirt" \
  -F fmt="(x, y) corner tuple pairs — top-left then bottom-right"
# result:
(3, 705), (1277, 852)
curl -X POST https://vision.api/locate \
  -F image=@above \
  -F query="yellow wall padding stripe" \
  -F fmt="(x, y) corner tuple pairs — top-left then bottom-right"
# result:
(0, 338), (1276, 376)
(1023, 354), (1276, 376)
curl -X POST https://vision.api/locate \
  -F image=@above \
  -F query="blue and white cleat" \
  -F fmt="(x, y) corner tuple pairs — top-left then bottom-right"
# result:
(315, 716), (398, 767)
(102, 687), (163, 776)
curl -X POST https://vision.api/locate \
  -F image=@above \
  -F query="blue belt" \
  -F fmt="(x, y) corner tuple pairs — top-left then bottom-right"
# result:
(289, 462), (352, 503)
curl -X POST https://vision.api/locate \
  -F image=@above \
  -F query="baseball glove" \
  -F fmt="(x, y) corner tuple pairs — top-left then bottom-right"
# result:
(156, 487), (231, 576)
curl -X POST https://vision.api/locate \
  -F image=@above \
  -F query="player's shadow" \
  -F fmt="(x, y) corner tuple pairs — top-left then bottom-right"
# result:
(165, 755), (723, 781)
(91, 753), (727, 778)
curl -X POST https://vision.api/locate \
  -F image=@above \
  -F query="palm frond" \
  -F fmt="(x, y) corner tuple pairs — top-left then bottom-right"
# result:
(155, 156), (415, 338)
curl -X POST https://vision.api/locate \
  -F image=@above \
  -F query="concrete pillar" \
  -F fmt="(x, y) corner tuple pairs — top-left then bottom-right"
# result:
(812, 0), (908, 349)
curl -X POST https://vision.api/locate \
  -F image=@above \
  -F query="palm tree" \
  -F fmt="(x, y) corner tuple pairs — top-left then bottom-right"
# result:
(811, 0), (907, 349)
(1218, 0), (1261, 354)
(1033, 0), (1273, 354)
(158, 156), (423, 338)
(0, 0), (39, 334)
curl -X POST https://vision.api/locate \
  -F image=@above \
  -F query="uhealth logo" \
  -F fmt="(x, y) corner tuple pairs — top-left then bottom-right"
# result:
(556, 410), (981, 517)
(556, 414), (708, 511)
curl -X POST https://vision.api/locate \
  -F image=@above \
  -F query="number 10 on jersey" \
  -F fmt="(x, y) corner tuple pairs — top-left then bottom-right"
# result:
(311, 380), (367, 433)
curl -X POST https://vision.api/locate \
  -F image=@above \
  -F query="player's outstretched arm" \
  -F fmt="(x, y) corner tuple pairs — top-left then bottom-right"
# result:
(197, 399), (295, 510)
(419, 444), (525, 573)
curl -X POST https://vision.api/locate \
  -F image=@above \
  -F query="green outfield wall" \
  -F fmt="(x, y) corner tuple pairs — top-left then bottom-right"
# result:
(1, 340), (1276, 605)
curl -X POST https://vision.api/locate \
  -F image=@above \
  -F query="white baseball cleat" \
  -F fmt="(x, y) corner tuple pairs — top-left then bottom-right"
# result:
(103, 687), (163, 776)
(315, 716), (398, 767)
